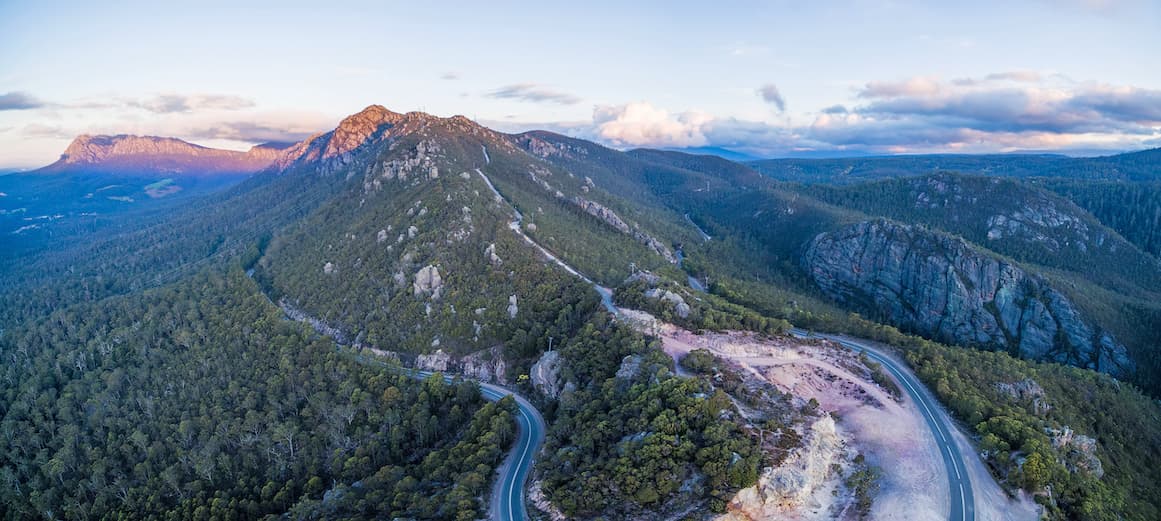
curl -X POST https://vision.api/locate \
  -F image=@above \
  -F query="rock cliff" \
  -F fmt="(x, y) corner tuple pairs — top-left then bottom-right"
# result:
(42, 134), (286, 175)
(803, 220), (1131, 375)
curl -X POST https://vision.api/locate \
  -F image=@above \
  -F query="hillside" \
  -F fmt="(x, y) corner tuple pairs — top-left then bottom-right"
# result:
(0, 106), (771, 520)
(749, 148), (1161, 185)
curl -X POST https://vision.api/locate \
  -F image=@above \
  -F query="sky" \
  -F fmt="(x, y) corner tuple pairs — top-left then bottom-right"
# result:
(1, 0), (1160, 167)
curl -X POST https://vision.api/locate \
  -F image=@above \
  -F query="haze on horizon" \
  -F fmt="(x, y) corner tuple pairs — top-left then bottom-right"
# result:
(1, 0), (1159, 168)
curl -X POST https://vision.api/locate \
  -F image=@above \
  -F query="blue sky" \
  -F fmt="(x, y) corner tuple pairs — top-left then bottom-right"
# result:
(1, 0), (1159, 167)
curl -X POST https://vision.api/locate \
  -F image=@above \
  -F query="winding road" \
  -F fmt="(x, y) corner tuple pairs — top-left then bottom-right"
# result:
(790, 328), (975, 521)
(349, 358), (547, 521)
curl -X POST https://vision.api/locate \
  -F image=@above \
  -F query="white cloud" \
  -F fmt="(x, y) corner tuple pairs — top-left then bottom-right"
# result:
(592, 102), (713, 148)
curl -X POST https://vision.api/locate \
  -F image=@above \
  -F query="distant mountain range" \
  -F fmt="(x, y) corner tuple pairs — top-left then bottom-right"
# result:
(35, 134), (295, 176)
(749, 148), (1161, 184)
(1, 135), (295, 252)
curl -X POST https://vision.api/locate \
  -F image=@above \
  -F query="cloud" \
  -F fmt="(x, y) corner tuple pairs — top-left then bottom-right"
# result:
(130, 94), (256, 114)
(854, 76), (1161, 135)
(187, 120), (321, 143)
(0, 91), (44, 110)
(441, 72), (460, 80)
(561, 72), (1161, 157)
(757, 84), (787, 112)
(486, 83), (582, 105)
(859, 77), (943, 98)
(21, 124), (72, 139)
(593, 102), (713, 148)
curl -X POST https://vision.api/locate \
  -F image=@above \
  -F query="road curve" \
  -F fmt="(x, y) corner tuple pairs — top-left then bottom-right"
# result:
(344, 358), (546, 521)
(414, 369), (545, 521)
(790, 329), (975, 521)
(479, 381), (546, 521)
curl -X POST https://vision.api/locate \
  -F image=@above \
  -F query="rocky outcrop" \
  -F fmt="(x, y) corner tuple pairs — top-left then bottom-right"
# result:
(572, 197), (677, 263)
(996, 378), (1052, 416)
(645, 287), (691, 318)
(530, 351), (565, 398)
(723, 416), (842, 519)
(484, 243), (502, 266)
(41, 134), (285, 175)
(413, 265), (443, 298)
(507, 295), (519, 319)
(803, 220), (1131, 375)
(414, 346), (508, 384)
(1048, 427), (1103, 478)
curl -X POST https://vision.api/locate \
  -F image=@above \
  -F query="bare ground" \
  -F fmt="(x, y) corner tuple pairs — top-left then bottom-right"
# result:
(649, 320), (1037, 521)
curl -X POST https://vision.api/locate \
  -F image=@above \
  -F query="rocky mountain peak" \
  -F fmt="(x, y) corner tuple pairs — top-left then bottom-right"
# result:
(324, 105), (405, 159)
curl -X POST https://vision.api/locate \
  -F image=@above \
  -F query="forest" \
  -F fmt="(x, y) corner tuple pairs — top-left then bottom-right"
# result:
(0, 269), (514, 520)
(537, 318), (765, 517)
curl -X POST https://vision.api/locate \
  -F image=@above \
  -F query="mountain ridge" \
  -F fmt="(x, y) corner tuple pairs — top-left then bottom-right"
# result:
(36, 133), (289, 176)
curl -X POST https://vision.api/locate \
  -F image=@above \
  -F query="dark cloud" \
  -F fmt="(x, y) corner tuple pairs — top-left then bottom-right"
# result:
(486, 84), (581, 105)
(821, 104), (848, 114)
(856, 82), (1161, 135)
(131, 94), (255, 114)
(757, 84), (786, 112)
(0, 92), (44, 110)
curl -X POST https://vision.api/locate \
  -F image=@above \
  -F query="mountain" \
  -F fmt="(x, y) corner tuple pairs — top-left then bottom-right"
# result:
(3, 104), (1160, 521)
(0, 105), (771, 520)
(658, 146), (764, 162)
(749, 148), (1161, 184)
(1, 134), (295, 254)
(37, 134), (291, 176)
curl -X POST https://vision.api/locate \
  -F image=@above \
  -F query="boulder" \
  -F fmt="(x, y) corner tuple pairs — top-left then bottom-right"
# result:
(413, 265), (443, 298)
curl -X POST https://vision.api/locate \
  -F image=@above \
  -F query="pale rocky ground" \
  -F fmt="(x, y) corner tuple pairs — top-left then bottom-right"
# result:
(622, 310), (1038, 521)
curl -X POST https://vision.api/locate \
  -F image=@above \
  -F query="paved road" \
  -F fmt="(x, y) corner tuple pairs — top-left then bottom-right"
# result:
(477, 381), (546, 521)
(361, 361), (547, 521)
(790, 328), (975, 521)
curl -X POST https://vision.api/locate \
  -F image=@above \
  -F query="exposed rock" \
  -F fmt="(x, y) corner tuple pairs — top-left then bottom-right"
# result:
(484, 243), (502, 266)
(408, 225), (418, 238)
(1048, 427), (1103, 478)
(645, 288), (691, 319)
(626, 270), (661, 286)
(528, 480), (568, 521)
(323, 262), (336, 275)
(43, 134), (283, 174)
(376, 229), (388, 243)
(996, 378), (1052, 416)
(803, 220), (1131, 375)
(574, 197), (631, 233)
(413, 265), (443, 298)
(530, 351), (564, 398)
(724, 416), (841, 519)
(415, 346), (507, 384)
(507, 295), (519, 319)
(615, 355), (642, 380)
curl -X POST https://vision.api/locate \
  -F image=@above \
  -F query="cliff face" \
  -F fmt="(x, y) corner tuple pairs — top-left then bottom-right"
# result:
(45, 134), (284, 175)
(803, 220), (1131, 375)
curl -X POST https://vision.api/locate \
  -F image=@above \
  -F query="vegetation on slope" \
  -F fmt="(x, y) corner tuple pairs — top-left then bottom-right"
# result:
(1037, 179), (1161, 258)
(538, 318), (764, 518)
(0, 269), (513, 520)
